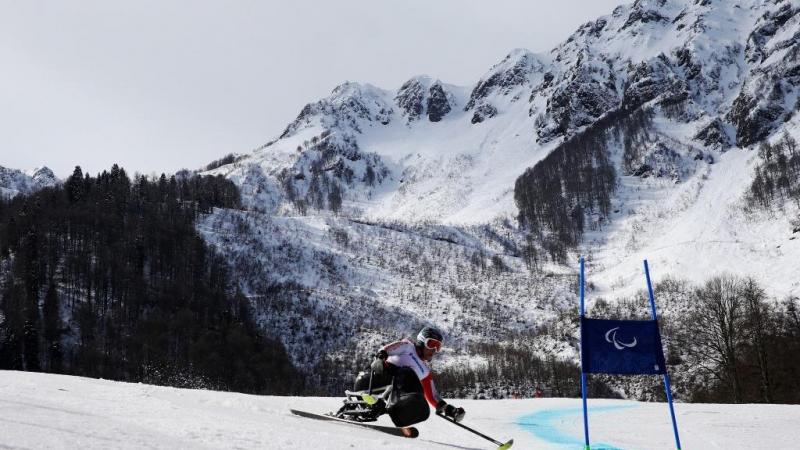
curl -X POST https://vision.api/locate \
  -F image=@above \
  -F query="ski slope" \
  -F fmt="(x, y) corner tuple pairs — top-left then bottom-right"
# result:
(2, 371), (798, 449)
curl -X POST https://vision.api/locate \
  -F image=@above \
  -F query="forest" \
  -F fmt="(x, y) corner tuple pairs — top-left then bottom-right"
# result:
(514, 107), (655, 263)
(747, 132), (800, 210)
(0, 165), (303, 394)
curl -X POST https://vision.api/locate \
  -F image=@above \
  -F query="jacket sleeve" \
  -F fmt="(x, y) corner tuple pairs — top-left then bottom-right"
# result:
(420, 373), (443, 408)
(381, 339), (410, 356)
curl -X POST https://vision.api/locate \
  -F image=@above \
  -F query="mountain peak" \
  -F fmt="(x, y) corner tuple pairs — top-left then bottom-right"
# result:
(330, 81), (387, 101)
(280, 81), (394, 139)
(394, 76), (455, 123)
(29, 166), (57, 184)
(1, 165), (59, 198)
(464, 48), (543, 113)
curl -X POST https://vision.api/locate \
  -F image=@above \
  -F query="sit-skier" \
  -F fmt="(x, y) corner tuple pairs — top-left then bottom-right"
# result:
(338, 326), (466, 428)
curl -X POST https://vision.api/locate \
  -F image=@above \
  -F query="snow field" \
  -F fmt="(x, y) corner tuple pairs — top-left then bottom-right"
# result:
(2, 371), (799, 449)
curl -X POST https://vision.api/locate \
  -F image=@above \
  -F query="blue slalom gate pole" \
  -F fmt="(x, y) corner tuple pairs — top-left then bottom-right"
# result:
(644, 260), (682, 450)
(579, 256), (590, 450)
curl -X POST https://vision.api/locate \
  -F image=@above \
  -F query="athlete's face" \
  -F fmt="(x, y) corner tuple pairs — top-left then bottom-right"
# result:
(421, 345), (436, 361)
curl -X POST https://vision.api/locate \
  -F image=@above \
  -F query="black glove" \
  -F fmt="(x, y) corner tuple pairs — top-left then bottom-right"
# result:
(370, 350), (388, 374)
(437, 401), (466, 423)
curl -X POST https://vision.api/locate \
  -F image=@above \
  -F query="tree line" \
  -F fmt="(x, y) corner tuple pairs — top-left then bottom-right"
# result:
(0, 165), (303, 394)
(436, 341), (617, 400)
(675, 275), (800, 403)
(435, 273), (800, 404)
(593, 275), (800, 404)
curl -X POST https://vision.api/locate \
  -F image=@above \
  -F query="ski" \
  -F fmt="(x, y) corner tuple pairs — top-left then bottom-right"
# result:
(289, 409), (419, 438)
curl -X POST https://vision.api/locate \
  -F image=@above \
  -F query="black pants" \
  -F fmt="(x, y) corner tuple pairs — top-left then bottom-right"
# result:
(354, 365), (430, 427)
(385, 367), (430, 427)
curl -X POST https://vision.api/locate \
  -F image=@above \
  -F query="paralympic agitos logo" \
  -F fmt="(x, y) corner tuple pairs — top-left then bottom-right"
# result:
(605, 327), (638, 350)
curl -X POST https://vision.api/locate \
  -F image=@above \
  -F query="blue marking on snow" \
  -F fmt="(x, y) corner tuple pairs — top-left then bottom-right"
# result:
(517, 404), (635, 449)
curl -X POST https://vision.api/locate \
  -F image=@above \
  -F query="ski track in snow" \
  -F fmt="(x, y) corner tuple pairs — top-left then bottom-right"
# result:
(3, 371), (800, 449)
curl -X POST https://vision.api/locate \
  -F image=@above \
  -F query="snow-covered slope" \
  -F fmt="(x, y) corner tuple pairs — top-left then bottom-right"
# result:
(0, 165), (58, 199)
(2, 371), (799, 449)
(196, 210), (577, 381)
(585, 134), (800, 299)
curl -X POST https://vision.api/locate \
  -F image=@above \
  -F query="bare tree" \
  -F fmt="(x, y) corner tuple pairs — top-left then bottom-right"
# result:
(742, 277), (772, 402)
(689, 275), (746, 403)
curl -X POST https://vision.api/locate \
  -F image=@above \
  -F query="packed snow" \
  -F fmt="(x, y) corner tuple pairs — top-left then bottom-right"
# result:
(2, 371), (799, 449)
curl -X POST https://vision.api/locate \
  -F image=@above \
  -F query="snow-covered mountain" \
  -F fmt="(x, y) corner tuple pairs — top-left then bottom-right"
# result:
(212, 0), (799, 223)
(0, 165), (58, 199)
(197, 0), (800, 389)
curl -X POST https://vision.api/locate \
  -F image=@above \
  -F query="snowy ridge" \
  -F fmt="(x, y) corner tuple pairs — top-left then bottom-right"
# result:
(212, 0), (799, 225)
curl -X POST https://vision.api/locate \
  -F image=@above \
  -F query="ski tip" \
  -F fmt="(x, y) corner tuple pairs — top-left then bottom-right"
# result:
(497, 439), (514, 450)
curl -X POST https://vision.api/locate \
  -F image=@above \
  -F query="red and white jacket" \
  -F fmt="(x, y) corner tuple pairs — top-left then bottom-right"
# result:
(379, 338), (443, 408)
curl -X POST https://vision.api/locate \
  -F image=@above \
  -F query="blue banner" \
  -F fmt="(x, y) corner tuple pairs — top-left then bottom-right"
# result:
(580, 317), (666, 375)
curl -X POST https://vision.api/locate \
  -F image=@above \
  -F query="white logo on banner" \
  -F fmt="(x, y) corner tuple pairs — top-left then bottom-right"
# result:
(605, 327), (638, 350)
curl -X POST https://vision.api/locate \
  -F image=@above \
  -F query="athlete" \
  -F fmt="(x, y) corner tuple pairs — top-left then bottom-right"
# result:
(366, 326), (466, 425)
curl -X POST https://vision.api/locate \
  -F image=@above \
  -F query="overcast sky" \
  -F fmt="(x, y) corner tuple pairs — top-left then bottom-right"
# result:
(1, 0), (625, 178)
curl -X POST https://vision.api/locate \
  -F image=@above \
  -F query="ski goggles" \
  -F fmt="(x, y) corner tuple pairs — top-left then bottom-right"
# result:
(420, 337), (442, 352)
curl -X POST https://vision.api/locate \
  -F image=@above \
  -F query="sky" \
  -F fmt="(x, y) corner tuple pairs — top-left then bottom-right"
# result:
(1, 0), (625, 178)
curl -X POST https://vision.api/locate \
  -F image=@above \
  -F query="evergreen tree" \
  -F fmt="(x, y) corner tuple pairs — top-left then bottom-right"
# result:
(328, 182), (343, 214)
(0, 166), (303, 394)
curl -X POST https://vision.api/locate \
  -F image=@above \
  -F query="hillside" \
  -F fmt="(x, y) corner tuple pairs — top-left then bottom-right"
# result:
(191, 0), (800, 394)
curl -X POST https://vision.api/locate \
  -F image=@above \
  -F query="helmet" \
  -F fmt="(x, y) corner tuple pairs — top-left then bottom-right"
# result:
(416, 326), (444, 352)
